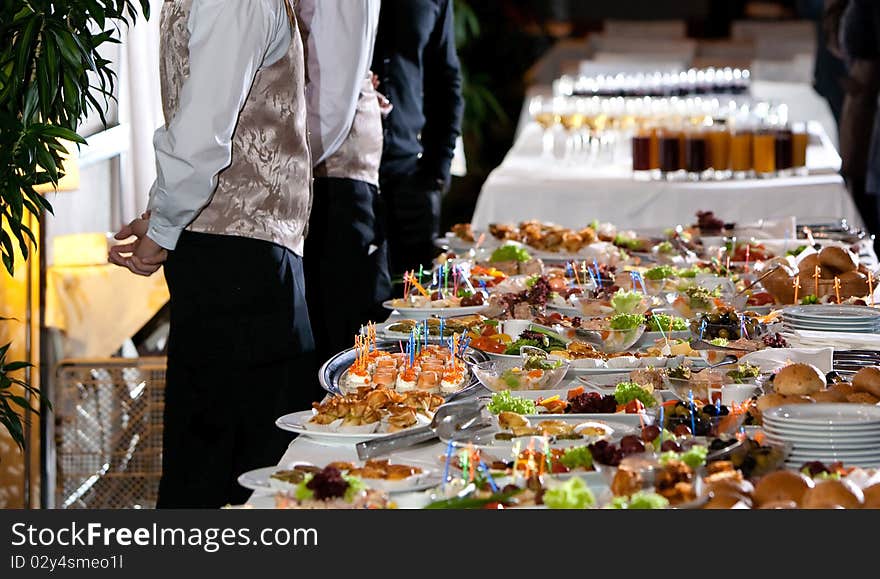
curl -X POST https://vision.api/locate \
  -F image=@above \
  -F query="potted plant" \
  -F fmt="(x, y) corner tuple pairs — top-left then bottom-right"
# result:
(0, 1), (150, 452)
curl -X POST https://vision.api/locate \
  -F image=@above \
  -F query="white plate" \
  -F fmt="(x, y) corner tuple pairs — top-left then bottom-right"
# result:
(762, 420), (880, 433)
(275, 410), (428, 442)
(238, 466), (281, 492)
(782, 323), (880, 332)
(381, 301), (488, 319)
(762, 403), (880, 426)
(764, 434), (880, 450)
(764, 424), (880, 448)
(785, 459), (880, 469)
(238, 463), (441, 494)
(788, 451), (880, 462)
(783, 305), (880, 320)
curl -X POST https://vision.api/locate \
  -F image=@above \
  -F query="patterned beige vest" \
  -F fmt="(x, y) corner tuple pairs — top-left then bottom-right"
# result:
(314, 75), (383, 186)
(159, 0), (312, 255)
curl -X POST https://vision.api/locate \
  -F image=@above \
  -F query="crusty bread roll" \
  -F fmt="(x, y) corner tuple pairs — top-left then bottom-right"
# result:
(758, 500), (798, 509)
(811, 389), (847, 403)
(800, 479), (864, 509)
(863, 484), (880, 509)
(797, 253), (820, 276)
(704, 491), (751, 510)
(705, 478), (754, 500)
(828, 383), (855, 398)
(753, 471), (814, 507)
(773, 363), (826, 396)
(846, 392), (880, 405)
(837, 270), (868, 296)
(852, 366), (880, 399)
(818, 246), (857, 273)
(785, 395), (817, 404)
(756, 393), (787, 413)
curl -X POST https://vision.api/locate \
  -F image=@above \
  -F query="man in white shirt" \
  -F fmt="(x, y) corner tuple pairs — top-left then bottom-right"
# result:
(109, 0), (315, 508)
(298, 0), (391, 361)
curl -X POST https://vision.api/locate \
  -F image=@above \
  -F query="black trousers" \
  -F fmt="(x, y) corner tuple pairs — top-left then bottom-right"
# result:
(379, 159), (442, 276)
(157, 231), (317, 508)
(304, 177), (392, 362)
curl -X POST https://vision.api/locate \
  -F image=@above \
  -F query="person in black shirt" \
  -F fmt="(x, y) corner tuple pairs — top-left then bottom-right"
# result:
(840, 0), (880, 247)
(372, 0), (464, 276)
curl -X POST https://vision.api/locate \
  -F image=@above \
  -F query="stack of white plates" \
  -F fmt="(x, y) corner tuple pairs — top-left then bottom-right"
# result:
(781, 305), (880, 334)
(763, 404), (880, 468)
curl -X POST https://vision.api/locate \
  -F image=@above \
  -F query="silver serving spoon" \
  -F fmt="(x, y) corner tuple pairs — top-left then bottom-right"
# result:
(690, 354), (739, 373)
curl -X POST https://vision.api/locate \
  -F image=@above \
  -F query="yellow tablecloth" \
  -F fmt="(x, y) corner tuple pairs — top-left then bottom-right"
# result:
(46, 265), (169, 358)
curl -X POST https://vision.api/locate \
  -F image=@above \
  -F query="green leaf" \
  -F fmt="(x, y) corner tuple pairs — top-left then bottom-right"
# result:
(3, 362), (32, 372)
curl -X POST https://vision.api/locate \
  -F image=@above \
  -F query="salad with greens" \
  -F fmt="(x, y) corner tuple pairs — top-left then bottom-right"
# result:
(609, 313), (645, 330)
(611, 289), (645, 314)
(543, 477), (596, 509)
(490, 244), (531, 263)
(647, 313), (688, 332)
(659, 445), (708, 468)
(609, 491), (669, 509)
(559, 446), (594, 470)
(643, 265), (677, 280)
(613, 382), (656, 407)
(684, 286), (721, 309)
(726, 363), (760, 384)
(487, 391), (536, 415)
(503, 326), (569, 355)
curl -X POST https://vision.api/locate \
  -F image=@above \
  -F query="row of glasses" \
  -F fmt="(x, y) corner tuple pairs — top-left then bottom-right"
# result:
(556, 67), (751, 99)
(528, 94), (775, 168)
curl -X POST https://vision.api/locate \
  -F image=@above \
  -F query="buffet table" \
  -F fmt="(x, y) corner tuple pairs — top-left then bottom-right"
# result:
(472, 122), (859, 232)
(473, 78), (861, 232)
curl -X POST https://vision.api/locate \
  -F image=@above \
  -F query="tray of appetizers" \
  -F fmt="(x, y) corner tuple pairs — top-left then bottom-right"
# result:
(319, 340), (488, 398)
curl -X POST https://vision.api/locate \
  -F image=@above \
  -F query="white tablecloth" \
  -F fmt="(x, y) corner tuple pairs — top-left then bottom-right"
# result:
(475, 83), (859, 232)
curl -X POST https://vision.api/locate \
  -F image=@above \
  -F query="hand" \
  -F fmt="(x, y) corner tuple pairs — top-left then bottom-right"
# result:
(108, 213), (168, 276)
(376, 90), (393, 118)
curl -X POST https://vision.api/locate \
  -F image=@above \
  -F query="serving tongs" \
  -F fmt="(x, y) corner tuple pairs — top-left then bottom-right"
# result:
(689, 339), (753, 353)
(356, 398), (488, 460)
(733, 264), (782, 297)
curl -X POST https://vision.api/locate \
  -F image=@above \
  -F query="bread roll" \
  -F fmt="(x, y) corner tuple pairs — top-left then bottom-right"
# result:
(797, 253), (820, 276)
(837, 269), (868, 291)
(852, 366), (880, 398)
(828, 383), (855, 398)
(785, 395), (816, 404)
(705, 478), (754, 500)
(758, 500), (798, 509)
(818, 246), (857, 273)
(753, 471), (814, 506)
(756, 393), (787, 413)
(704, 492), (751, 509)
(773, 363), (826, 396)
(811, 389), (847, 403)
(846, 392), (880, 405)
(863, 484), (880, 509)
(800, 479), (864, 509)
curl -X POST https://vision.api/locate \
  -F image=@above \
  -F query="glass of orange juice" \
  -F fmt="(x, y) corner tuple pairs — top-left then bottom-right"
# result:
(729, 127), (753, 179)
(707, 121), (732, 180)
(752, 127), (776, 177)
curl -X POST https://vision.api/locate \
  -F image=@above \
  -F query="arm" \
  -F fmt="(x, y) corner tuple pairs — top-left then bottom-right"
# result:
(418, 0), (464, 189)
(305, 0), (376, 164)
(147, 0), (282, 250)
